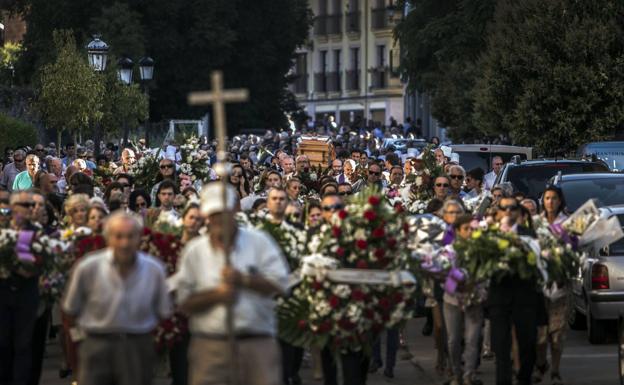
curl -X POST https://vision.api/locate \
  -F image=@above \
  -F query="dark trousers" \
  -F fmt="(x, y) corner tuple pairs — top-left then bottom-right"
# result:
(0, 281), (40, 385)
(321, 346), (368, 385)
(371, 328), (399, 370)
(28, 307), (50, 385)
(489, 304), (537, 385)
(169, 333), (189, 385)
(279, 339), (303, 385)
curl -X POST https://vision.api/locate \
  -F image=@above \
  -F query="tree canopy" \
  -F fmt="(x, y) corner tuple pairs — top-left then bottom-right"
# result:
(6, 0), (312, 131)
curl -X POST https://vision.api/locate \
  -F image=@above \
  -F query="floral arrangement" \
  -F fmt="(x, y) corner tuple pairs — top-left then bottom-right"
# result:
(403, 145), (444, 213)
(36, 234), (72, 302)
(248, 212), (308, 271)
(132, 149), (162, 190)
(179, 135), (211, 184)
(533, 217), (581, 287)
(140, 227), (188, 351)
(453, 222), (543, 285)
(93, 165), (115, 190)
(277, 189), (416, 353)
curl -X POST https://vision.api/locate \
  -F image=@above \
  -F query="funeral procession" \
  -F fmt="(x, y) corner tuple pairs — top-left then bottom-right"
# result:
(3, 1), (624, 385)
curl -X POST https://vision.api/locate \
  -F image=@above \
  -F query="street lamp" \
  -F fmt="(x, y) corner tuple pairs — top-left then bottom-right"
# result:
(86, 35), (109, 72)
(139, 56), (155, 82)
(117, 57), (134, 85)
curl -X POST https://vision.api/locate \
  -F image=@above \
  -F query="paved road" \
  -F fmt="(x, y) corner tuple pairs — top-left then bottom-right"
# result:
(39, 318), (619, 385)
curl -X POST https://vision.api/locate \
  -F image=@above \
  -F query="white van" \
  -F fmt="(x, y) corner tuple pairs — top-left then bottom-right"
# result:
(577, 141), (624, 171)
(450, 144), (533, 172)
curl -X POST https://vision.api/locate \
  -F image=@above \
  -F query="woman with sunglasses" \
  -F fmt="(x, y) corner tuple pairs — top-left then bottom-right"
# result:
(229, 163), (250, 199)
(534, 186), (569, 385)
(129, 189), (152, 214)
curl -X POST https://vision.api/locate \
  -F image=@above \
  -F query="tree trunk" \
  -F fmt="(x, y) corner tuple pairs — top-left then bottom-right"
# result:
(57, 129), (62, 159)
(122, 120), (129, 149)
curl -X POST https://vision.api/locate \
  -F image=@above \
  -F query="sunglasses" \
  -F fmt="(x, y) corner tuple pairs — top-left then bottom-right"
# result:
(119, 184), (130, 188)
(449, 175), (464, 180)
(174, 205), (185, 210)
(369, 171), (381, 176)
(339, 191), (352, 196)
(322, 204), (345, 211)
(136, 202), (148, 208)
(160, 164), (174, 169)
(14, 202), (36, 208)
(435, 183), (449, 188)
(35, 148), (45, 152)
(499, 205), (519, 211)
(0, 208), (11, 216)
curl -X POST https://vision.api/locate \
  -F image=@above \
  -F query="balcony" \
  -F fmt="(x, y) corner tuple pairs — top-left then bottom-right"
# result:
(346, 12), (361, 33)
(370, 67), (389, 89)
(313, 16), (327, 36)
(345, 70), (360, 91)
(314, 72), (328, 93)
(326, 72), (341, 92)
(326, 14), (342, 35)
(292, 74), (308, 94)
(371, 7), (397, 30)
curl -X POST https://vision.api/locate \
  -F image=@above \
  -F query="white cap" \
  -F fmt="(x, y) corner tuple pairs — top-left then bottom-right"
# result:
(440, 145), (452, 158)
(200, 182), (239, 215)
(450, 153), (460, 163)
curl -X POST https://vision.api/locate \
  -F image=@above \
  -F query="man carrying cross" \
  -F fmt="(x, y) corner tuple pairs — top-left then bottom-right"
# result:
(176, 182), (289, 385)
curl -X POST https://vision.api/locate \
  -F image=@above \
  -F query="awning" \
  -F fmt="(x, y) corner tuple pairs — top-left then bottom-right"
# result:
(314, 105), (337, 113)
(369, 101), (386, 110)
(338, 103), (364, 111)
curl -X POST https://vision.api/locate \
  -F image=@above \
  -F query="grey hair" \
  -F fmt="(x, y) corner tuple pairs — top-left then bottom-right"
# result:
(448, 164), (466, 177)
(442, 198), (465, 214)
(102, 211), (143, 239)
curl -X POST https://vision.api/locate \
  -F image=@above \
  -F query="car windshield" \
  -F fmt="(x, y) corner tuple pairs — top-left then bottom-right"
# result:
(560, 177), (624, 211)
(506, 163), (609, 199)
(455, 151), (529, 173)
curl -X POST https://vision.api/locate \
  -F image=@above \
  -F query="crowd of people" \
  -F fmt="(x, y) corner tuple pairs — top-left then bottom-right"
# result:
(0, 126), (577, 385)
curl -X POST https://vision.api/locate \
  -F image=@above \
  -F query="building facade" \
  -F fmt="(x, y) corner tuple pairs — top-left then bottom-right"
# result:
(290, 0), (404, 127)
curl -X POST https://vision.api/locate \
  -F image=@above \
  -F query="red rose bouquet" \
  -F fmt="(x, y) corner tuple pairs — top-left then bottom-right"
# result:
(278, 188), (416, 354)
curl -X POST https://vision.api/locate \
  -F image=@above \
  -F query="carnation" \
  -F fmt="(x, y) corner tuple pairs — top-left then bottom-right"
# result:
(363, 210), (377, 221)
(368, 196), (381, 206)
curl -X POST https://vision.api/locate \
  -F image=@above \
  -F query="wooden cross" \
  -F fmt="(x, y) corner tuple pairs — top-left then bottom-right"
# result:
(187, 71), (248, 385)
(188, 71), (249, 163)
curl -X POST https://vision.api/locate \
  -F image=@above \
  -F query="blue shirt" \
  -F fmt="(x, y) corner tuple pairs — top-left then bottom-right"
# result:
(12, 171), (33, 191)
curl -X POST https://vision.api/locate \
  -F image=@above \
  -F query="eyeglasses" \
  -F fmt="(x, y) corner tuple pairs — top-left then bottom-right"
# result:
(13, 202), (36, 208)
(339, 191), (352, 196)
(136, 202), (148, 208)
(160, 164), (174, 169)
(498, 204), (519, 211)
(369, 171), (381, 176)
(435, 183), (449, 188)
(449, 175), (464, 180)
(322, 203), (345, 211)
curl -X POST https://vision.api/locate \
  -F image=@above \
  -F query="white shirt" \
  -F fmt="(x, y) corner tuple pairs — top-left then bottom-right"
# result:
(484, 171), (498, 190)
(63, 249), (172, 334)
(175, 227), (289, 336)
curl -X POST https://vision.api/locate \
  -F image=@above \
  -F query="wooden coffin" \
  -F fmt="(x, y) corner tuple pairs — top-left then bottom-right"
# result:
(297, 135), (335, 168)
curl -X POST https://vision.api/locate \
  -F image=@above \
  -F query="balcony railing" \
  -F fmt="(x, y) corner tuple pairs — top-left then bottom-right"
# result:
(326, 14), (342, 35)
(313, 15), (327, 36)
(345, 70), (360, 91)
(292, 74), (308, 94)
(370, 67), (389, 89)
(314, 72), (328, 93)
(371, 7), (397, 30)
(326, 71), (341, 92)
(346, 11), (361, 33)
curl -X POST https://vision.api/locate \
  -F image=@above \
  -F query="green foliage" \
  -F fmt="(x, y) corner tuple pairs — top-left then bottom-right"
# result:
(13, 0), (312, 131)
(36, 30), (104, 144)
(473, 0), (624, 154)
(99, 64), (148, 137)
(0, 113), (38, 152)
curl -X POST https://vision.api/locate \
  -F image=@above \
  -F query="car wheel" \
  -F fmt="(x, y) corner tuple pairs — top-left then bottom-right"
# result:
(569, 307), (587, 330)
(587, 305), (607, 344)
(619, 318), (624, 385)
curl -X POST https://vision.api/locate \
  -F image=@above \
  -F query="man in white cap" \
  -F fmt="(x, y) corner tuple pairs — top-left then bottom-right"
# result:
(176, 182), (289, 385)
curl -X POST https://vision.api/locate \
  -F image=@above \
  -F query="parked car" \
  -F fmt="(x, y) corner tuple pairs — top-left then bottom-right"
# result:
(577, 141), (624, 172)
(494, 159), (609, 199)
(551, 173), (624, 212)
(449, 144), (533, 173)
(382, 138), (428, 154)
(569, 205), (624, 344)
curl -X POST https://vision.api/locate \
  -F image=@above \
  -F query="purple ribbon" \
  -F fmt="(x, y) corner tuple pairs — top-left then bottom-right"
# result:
(442, 227), (455, 246)
(15, 230), (35, 263)
(445, 268), (465, 294)
(549, 223), (579, 250)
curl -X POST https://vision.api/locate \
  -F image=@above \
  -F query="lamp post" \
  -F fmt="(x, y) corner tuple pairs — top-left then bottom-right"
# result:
(117, 57), (134, 85)
(86, 35), (109, 157)
(139, 56), (155, 147)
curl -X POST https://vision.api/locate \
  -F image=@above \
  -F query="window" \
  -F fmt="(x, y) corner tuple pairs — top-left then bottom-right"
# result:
(351, 47), (360, 71)
(296, 53), (307, 75)
(377, 45), (386, 67)
(320, 50), (328, 73)
(349, 0), (359, 11)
